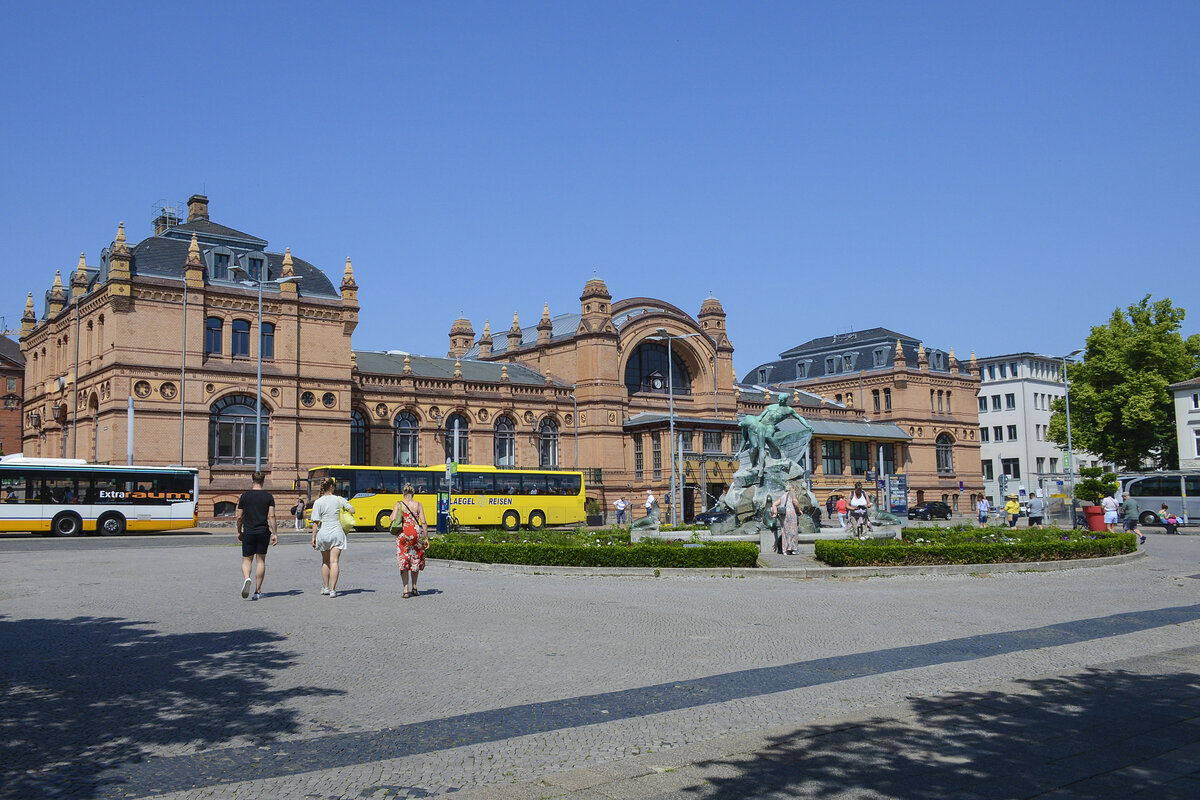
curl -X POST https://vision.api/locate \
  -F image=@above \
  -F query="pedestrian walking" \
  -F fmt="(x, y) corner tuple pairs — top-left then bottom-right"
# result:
(1101, 491), (1120, 533)
(1120, 492), (1145, 544)
(772, 486), (801, 555)
(835, 495), (847, 529)
(236, 471), (277, 600)
(644, 490), (655, 520)
(391, 483), (429, 598)
(826, 494), (836, 521)
(310, 478), (354, 597)
(977, 496), (991, 528)
(292, 493), (307, 530)
(1027, 494), (1045, 528)
(1005, 495), (1020, 528)
(614, 496), (627, 525)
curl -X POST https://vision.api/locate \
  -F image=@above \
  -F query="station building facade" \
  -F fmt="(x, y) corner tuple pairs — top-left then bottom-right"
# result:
(742, 328), (984, 512)
(22, 194), (921, 521)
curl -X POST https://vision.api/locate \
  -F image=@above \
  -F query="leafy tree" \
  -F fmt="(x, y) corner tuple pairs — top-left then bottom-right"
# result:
(1047, 296), (1200, 470)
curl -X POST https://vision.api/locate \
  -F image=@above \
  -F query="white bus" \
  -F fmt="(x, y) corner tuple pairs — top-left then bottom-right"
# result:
(0, 455), (199, 536)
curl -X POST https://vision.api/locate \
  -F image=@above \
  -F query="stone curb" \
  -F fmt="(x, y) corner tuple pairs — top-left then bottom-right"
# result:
(428, 548), (1145, 579)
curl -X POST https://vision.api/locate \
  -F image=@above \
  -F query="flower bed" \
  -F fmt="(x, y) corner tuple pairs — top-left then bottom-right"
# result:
(427, 528), (758, 568)
(814, 526), (1136, 567)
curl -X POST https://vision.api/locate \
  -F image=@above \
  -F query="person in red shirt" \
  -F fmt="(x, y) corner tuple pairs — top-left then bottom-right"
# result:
(835, 495), (848, 529)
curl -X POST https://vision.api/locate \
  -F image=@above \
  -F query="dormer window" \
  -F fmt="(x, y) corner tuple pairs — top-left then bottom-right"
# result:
(213, 252), (230, 280)
(796, 362), (807, 379)
(758, 368), (768, 383)
(825, 357), (836, 374)
(249, 256), (264, 282)
(843, 354), (853, 370)
(873, 348), (886, 367)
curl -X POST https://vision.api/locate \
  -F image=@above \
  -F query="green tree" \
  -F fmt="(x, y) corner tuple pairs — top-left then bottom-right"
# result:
(1047, 296), (1200, 470)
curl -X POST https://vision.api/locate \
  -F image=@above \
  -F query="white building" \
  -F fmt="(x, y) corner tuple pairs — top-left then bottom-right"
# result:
(975, 353), (1110, 503)
(1170, 376), (1200, 470)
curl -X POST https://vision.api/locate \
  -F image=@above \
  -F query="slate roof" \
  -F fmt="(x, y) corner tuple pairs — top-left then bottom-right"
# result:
(622, 412), (739, 428)
(734, 383), (835, 409)
(169, 218), (267, 247)
(806, 419), (911, 441)
(742, 327), (969, 384)
(0, 336), (24, 366)
(125, 232), (339, 299)
(1169, 375), (1200, 391)
(353, 350), (566, 387)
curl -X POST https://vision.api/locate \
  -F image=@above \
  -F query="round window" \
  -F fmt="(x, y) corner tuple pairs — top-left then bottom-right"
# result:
(322, 392), (336, 408)
(300, 391), (315, 407)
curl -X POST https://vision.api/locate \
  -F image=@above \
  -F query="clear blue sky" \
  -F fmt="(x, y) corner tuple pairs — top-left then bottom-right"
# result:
(2, 1), (1196, 375)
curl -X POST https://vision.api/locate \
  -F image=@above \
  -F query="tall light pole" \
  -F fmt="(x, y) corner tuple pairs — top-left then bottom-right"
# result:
(1062, 348), (1083, 523)
(230, 266), (302, 471)
(569, 389), (578, 469)
(649, 328), (699, 526)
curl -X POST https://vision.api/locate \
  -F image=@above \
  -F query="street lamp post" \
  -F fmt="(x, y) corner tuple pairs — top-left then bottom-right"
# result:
(230, 267), (302, 471)
(1062, 349), (1083, 525)
(569, 390), (578, 469)
(649, 328), (700, 526)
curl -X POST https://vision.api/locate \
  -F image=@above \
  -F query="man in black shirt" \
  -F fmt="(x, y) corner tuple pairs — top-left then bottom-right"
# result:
(237, 472), (278, 600)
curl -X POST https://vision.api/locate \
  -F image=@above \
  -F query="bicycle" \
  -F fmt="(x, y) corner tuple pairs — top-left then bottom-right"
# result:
(848, 507), (870, 540)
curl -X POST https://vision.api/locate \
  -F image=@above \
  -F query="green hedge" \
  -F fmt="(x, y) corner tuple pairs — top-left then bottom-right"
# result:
(426, 540), (759, 568)
(815, 532), (1136, 567)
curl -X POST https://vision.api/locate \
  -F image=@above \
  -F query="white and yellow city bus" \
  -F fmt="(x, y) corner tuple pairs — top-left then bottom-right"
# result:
(0, 455), (199, 536)
(305, 464), (586, 531)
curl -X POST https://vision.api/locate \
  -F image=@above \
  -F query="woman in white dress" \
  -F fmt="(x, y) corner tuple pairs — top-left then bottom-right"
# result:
(309, 477), (354, 597)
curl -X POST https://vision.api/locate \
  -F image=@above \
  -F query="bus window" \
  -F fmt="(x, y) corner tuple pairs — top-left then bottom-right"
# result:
(521, 474), (548, 495)
(461, 473), (494, 495)
(328, 471), (354, 499)
(40, 475), (79, 504)
(377, 470), (400, 494)
(0, 476), (29, 503)
(399, 471), (435, 494)
(495, 471), (520, 494)
(560, 474), (582, 495)
(353, 470), (385, 498)
(1130, 476), (1181, 497)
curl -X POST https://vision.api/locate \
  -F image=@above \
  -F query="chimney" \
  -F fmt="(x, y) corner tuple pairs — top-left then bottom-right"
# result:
(187, 194), (209, 222)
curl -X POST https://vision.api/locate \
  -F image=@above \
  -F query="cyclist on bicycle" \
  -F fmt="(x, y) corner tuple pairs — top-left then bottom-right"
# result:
(848, 482), (872, 540)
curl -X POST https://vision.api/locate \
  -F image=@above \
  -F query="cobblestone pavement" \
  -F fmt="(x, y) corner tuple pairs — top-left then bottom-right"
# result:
(2, 531), (1200, 799)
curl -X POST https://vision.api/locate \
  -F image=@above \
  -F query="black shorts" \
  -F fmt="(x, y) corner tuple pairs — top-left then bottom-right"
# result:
(1123, 519), (1138, 532)
(1029, 516), (1043, 525)
(241, 531), (271, 557)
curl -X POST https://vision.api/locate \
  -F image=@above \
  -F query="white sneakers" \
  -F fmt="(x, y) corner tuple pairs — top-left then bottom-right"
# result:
(251, 593), (263, 601)
(328, 590), (338, 598)
(320, 586), (331, 596)
(241, 578), (253, 599)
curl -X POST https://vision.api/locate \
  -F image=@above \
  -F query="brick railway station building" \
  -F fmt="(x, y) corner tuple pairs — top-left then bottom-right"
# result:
(23, 195), (938, 520)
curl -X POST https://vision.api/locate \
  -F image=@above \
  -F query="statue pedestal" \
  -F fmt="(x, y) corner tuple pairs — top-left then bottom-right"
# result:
(629, 524), (661, 543)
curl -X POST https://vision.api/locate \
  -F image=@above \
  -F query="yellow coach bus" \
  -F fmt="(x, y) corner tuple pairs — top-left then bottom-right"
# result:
(304, 464), (586, 531)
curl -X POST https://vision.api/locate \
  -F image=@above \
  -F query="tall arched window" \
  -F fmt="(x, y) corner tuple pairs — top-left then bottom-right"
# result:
(209, 394), (268, 465)
(394, 411), (419, 466)
(261, 322), (275, 359)
(204, 318), (223, 355)
(936, 433), (955, 475)
(445, 413), (469, 464)
(624, 341), (692, 395)
(231, 320), (251, 357)
(539, 418), (559, 468)
(494, 415), (516, 467)
(350, 409), (367, 465)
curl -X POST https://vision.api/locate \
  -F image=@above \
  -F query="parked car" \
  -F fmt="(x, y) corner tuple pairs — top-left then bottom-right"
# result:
(694, 506), (731, 525)
(908, 501), (953, 521)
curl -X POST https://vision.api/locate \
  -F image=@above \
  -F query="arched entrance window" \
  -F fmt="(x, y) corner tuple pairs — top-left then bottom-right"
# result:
(936, 433), (955, 474)
(394, 411), (419, 466)
(350, 410), (368, 465)
(539, 418), (559, 468)
(445, 413), (469, 464)
(624, 341), (692, 395)
(209, 394), (268, 465)
(494, 415), (515, 467)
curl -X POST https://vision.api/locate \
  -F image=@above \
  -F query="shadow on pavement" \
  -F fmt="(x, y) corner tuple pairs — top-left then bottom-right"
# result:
(681, 666), (1200, 799)
(0, 615), (340, 800)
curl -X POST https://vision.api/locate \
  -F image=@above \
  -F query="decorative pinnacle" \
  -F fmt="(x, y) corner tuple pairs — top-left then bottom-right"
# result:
(51, 270), (64, 295)
(76, 252), (87, 277)
(482, 320), (491, 337)
(541, 303), (550, 320)
(281, 247), (294, 277)
(186, 233), (203, 267)
(454, 359), (463, 378)
(23, 292), (35, 319)
(403, 354), (412, 374)
(500, 364), (509, 381)
(115, 222), (126, 245)
(343, 257), (354, 277)
(511, 311), (520, 329)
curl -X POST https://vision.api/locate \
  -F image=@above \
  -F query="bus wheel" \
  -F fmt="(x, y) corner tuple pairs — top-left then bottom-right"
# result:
(1140, 511), (1160, 526)
(376, 511), (393, 532)
(98, 513), (126, 536)
(527, 511), (545, 531)
(51, 512), (83, 537)
(502, 511), (520, 531)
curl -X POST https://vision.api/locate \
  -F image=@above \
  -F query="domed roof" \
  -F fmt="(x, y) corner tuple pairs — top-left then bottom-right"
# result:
(449, 317), (474, 335)
(699, 296), (725, 316)
(580, 277), (611, 300)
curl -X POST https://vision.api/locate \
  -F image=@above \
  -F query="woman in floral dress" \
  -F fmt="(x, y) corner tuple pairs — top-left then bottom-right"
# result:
(773, 487), (801, 555)
(391, 483), (429, 598)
